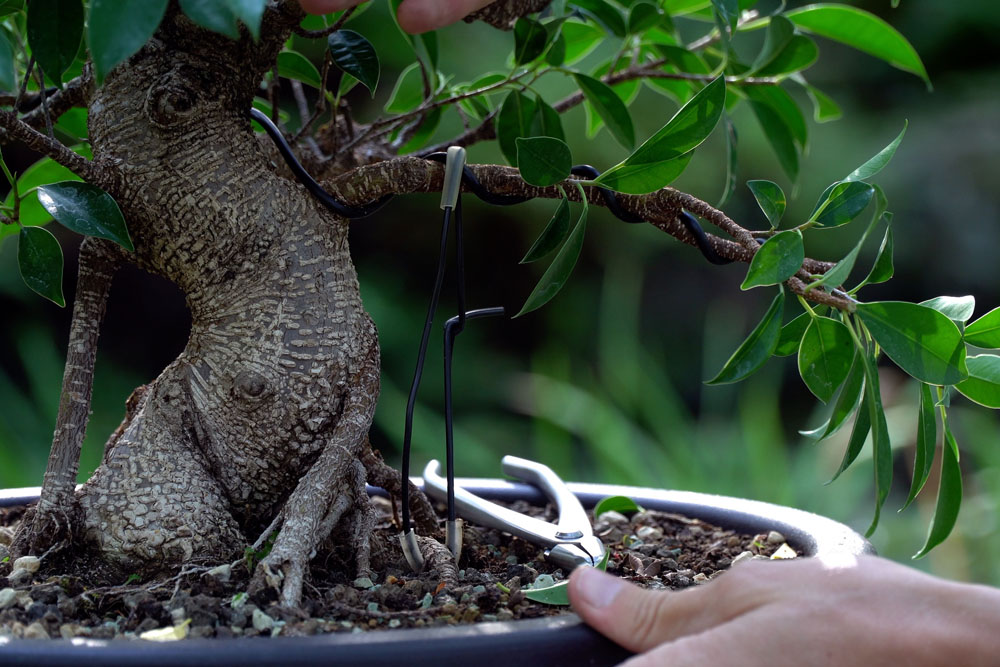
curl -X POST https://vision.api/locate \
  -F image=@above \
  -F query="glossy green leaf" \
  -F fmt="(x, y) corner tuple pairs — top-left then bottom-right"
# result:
(594, 77), (724, 193)
(522, 198), (571, 264)
(663, 0), (712, 15)
(862, 351), (892, 537)
(758, 36), (819, 77)
(628, 2), (663, 33)
(419, 31), (438, 69)
(385, 62), (423, 113)
(774, 311), (810, 357)
(920, 295), (975, 325)
(844, 122), (907, 182)
(0, 32), (15, 96)
(27, 0), (83, 85)
(827, 388), (870, 484)
(706, 287), (784, 384)
(913, 426), (962, 558)
(573, 73), (635, 149)
(802, 82), (842, 123)
(37, 181), (132, 251)
(532, 96), (565, 142)
(522, 579), (570, 605)
(785, 4), (929, 86)
(17, 226), (64, 306)
(514, 17), (547, 64)
(718, 115), (737, 207)
(594, 495), (642, 517)
(746, 179), (785, 228)
(226, 0), (267, 40)
(856, 301), (968, 385)
(857, 225), (893, 288)
(328, 30), (379, 97)
(803, 354), (864, 440)
(496, 90), (537, 166)
(516, 197), (588, 317)
(750, 14), (793, 72)
(655, 45), (712, 74)
(745, 85), (807, 148)
(88, 0), (169, 83)
(955, 355), (1000, 409)
(545, 29), (567, 66)
(965, 306), (1000, 348)
(809, 188), (887, 292)
(397, 106), (441, 154)
(901, 382), (937, 510)
(749, 98), (798, 181)
(561, 20), (604, 64)
(277, 50), (322, 89)
(179, 0), (239, 39)
(741, 229), (803, 290)
(810, 181), (874, 227)
(516, 137), (571, 187)
(569, 0), (626, 37)
(798, 316), (854, 402)
(711, 0), (737, 31)
(0, 146), (92, 244)
(0, 0), (23, 18)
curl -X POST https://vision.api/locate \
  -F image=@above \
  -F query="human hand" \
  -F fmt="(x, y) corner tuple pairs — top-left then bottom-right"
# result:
(298, 0), (494, 33)
(568, 554), (1000, 666)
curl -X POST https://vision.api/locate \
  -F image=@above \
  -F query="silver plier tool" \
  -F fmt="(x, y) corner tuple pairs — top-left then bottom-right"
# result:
(423, 456), (606, 570)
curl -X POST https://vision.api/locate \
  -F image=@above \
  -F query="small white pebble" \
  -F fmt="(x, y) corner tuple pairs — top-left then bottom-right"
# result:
(12, 556), (40, 573)
(731, 551), (755, 566)
(252, 608), (275, 632)
(0, 588), (15, 610)
(766, 531), (786, 545)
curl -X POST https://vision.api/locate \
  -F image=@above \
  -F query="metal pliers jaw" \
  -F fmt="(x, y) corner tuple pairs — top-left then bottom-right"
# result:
(423, 456), (606, 570)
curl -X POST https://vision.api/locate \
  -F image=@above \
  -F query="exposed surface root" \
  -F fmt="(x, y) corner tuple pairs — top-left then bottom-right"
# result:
(361, 446), (439, 536)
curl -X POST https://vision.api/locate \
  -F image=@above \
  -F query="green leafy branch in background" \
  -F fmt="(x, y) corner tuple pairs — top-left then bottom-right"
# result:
(0, 0), (987, 559)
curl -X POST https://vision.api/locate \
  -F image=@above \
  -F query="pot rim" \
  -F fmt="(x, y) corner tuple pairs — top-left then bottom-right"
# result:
(0, 479), (873, 666)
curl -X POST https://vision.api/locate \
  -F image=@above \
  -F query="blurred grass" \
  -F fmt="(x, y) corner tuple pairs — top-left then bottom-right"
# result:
(1, 0), (999, 588)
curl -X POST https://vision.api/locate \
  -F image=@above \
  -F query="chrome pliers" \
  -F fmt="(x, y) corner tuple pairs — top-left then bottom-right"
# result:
(423, 455), (606, 571)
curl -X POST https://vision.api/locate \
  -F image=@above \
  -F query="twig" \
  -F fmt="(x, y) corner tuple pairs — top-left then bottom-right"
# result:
(292, 5), (356, 38)
(0, 109), (101, 183)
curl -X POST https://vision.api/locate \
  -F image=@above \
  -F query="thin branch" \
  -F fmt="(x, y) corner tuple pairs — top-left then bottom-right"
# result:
(0, 110), (102, 183)
(325, 157), (849, 310)
(20, 71), (91, 129)
(292, 5), (356, 38)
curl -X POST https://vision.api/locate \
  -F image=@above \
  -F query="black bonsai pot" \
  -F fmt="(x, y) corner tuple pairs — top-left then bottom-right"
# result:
(0, 479), (873, 667)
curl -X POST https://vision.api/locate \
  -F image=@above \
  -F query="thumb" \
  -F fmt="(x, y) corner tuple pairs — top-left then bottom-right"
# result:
(568, 566), (728, 653)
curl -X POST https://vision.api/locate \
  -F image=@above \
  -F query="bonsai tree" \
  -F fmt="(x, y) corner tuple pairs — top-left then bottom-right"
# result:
(0, 0), (992, 607)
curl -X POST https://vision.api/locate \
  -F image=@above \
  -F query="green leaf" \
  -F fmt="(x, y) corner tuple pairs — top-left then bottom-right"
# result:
(711, 0), (737, 31)
(856, 224), (893, 289)
(809, 187), (887, 292)
(748, 98), (798, 181)
(0, 146), (92, 244)
(901, 382), (937, 510)
(532, 96), (565, 142)
(594, 76), (725, 193)
(785, 4), (930, 86)
(226, 0), (267, 40)
(397, 106), (441, 154)
(628, 2), (663, 33)
(17, 225), (64, 306)
(561, 20), (605, 65)
(750, 14), (794, 72)
(798, 316), (854, 402)
(955, 354), (1000, 409)
(27, 0), (83, 86)
(0, 0), (23, 18)
(328, 30), (379, 97)
(741, 230), (803, 290)
(516, 137), (571, 187)
(827, 387), (870, 484)
(855, 301), (968, 385)
(965, 306), (1000, 348)
(88, 0), (169, 84)
(755, 36), (818, 77)
(913, 425), (962, 558)
(746, 179), (785, 228)
(744, 85), (807, 148)
(545, 29), (567, 66)
(514, 17), (547, 65)
(718, 115), (737, 207)
(179, 0), (239, 39)
(803, 354), (864, 440)
(845, 122), (907, 182)
(496, 90), (537, 166)
(568, 0), (626, 37)
(36, 181), (132, 251)
(594, 495), (642, 517)
(516, 196), (588, 317)
(774, 311), (810, 357)
(521, 198), (571, 264)
(573, 73), (635, 149)
(861, 350), (892, 536)
(810, 181), (874, 228)
(384, 62), (423, 114)
(277, 50), (322, 89)
(523, 579), (570, 605)
(0, 31), (15, 96)
(920, 295), (975, 325)
(801, 81), (842, 123)
(706, 287), (784, 384)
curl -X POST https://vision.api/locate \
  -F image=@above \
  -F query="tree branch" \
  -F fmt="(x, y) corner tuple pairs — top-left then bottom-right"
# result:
(327, 157), (850, 310)
(0, 110), (103, 184)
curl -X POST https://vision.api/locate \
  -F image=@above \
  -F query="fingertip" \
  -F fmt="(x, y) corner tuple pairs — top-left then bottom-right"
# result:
(396, 0), (445, 34)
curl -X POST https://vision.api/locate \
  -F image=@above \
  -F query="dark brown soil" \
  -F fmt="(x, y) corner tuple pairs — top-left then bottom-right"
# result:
(0, 498), (795, 640)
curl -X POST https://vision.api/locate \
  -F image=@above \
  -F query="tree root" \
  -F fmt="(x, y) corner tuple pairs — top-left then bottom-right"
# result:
(361, 445), (440, 537)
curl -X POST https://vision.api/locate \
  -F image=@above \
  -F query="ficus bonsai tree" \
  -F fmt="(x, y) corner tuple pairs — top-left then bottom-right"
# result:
(0, 0), (994, 608)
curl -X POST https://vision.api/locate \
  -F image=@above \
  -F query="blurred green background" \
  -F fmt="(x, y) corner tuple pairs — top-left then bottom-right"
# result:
(1, 0), (999, 586)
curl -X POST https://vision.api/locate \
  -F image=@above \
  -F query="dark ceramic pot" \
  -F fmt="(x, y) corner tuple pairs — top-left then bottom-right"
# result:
(0, 480), (873, 666)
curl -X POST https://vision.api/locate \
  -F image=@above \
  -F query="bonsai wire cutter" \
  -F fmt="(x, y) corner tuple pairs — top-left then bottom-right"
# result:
(423, 455), (606, 571)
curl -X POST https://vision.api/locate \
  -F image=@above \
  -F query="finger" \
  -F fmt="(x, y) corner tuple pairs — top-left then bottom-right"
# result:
(568, 566), (762, 654)
(396, 0), (494, 33)
(620, 609), (777, 667)
(298, 0), (359, 15)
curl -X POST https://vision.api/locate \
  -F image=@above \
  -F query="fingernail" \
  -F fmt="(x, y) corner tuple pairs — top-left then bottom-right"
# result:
(574, 566), (625, 609)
